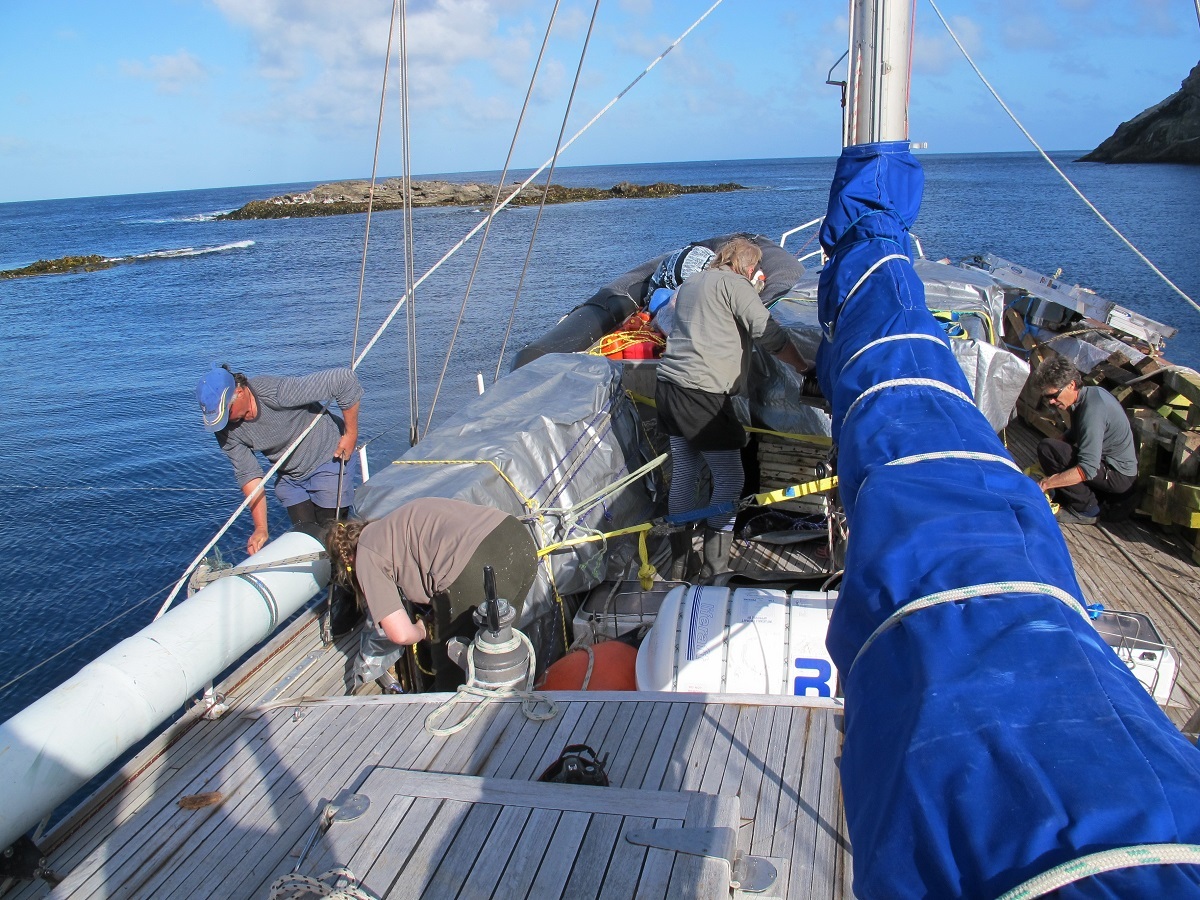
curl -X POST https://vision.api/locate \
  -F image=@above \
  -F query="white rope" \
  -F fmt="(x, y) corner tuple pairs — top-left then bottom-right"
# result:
(925, 0), (1200, 317)
(849, 580), (1090, 676)
(841, 332), (948, 375)
(535, 452), (667, 520)
(268, 867), (378, 900)
(826, 253), (910, 339)
(423, 630), (559, 737)
(351, 0), (730, 370)
(884, 450), (1021, 473)
(842, 377), (976, 427)
(995, 843), (1200, 899)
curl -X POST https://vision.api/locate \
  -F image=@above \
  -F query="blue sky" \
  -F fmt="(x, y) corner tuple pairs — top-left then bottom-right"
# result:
(0, 0), (1196, 203)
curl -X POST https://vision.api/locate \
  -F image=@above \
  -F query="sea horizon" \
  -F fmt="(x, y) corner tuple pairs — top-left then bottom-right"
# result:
(0, 148), (1106, 207)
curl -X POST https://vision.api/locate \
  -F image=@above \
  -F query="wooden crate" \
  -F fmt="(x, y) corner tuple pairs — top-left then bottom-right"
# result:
(756, 432), (832, 516)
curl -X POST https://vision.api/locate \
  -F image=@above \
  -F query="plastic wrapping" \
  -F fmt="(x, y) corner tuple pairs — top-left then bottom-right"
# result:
(355, 353), (659, 668)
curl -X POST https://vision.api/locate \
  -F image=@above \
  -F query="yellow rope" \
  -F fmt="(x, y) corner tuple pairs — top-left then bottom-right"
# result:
(540, 556), (571, 650)
(637, 529), (657, 590)
(626, 390), (833, 446)
(411, 643), (435, 677)
(390, 458), (536, 510)
(536, 474), (839, 558)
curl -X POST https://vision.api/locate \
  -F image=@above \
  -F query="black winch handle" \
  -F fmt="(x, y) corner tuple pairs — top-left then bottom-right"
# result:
(483, 565), (500, 635)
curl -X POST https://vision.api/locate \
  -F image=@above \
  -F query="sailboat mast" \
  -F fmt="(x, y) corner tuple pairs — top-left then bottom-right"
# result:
(844, 0), (915, 146)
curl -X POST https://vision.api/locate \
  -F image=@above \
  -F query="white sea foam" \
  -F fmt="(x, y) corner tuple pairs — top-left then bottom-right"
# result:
(120, 240), (255, 261)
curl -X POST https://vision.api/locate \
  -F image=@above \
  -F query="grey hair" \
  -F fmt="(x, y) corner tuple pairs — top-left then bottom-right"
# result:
(1034, 356), (1082, 391)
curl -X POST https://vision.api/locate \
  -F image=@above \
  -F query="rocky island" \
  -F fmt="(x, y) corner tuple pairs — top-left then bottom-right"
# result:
(1080, 62), (1200, 164)
(218, 178), (746, 220)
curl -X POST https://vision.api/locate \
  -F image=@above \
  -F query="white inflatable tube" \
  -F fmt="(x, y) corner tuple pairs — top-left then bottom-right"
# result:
(0, 531), (328, 852)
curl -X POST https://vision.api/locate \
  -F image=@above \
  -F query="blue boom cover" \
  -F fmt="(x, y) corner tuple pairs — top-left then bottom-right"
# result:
(817, 141), (1200, 898)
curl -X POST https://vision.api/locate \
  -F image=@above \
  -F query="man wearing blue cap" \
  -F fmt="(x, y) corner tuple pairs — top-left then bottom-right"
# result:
(196, 364), (364, 554)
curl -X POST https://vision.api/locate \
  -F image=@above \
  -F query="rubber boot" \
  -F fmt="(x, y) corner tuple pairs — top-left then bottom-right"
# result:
(700, 527), (734, 579)
(668, 527), (699, 582)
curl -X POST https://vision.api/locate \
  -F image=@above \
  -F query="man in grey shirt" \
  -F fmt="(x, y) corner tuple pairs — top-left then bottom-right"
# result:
(1033, 357), (1138, 525)
(197, 364), (364, 553)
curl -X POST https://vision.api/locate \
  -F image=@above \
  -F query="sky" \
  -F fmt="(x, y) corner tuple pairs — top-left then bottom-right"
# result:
(0, 0), (1196, 203)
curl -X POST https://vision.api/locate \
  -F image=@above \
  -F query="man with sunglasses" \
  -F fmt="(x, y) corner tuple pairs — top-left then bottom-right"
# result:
(1032, 356), (1138, 525)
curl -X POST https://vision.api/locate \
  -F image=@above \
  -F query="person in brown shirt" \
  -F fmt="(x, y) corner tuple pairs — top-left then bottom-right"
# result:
(326, 497), (538, 689)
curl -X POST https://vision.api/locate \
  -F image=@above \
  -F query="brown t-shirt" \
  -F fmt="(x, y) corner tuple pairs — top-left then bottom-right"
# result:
(355, 498), (510, 625)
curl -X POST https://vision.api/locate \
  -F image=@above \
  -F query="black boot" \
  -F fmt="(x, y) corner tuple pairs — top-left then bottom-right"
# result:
(669, 527), (699, 581)
(700, 528), (734, 579)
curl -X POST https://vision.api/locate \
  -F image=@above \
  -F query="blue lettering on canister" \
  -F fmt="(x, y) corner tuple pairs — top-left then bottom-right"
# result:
(793, 657), (833, 697)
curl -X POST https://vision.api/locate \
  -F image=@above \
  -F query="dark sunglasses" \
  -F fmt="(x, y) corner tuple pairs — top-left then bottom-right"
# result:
(1042, 387), (1066, 401)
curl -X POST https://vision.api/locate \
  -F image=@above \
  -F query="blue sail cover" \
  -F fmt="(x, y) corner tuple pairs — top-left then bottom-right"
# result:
(818, 142), (1200, 898)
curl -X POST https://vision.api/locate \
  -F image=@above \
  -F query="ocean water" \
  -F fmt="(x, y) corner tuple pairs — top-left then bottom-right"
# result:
(1, 152), (1198, 724)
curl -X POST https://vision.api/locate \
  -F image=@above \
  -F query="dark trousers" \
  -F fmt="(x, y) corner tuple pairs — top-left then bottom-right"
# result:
(1036, 439), (1137, 514)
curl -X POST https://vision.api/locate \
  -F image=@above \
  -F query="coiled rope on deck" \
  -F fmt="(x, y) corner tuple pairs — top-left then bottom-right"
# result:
(423, 630), (558, 737)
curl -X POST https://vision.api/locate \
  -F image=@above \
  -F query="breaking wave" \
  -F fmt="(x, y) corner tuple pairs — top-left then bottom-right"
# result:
(109, 240), (255, 262)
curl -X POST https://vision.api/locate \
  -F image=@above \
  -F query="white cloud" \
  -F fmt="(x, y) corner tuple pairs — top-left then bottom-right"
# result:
(210, 0), (547, 130)
(119, 50), (210, 95)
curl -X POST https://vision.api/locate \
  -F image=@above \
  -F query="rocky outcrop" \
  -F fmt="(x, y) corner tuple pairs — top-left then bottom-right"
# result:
(218, 179), (745, 220)
(1079, 62), (1200, 164)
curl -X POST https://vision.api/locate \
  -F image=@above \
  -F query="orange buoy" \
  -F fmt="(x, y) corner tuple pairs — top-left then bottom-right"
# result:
(540, 641), (638, 691)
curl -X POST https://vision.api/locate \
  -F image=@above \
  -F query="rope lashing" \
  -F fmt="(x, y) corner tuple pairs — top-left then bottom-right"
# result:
(187, 552), (327, 590)
(995, 843), (1200, 900)
(536, 474), (839, 558)
(637, 530), (657, 590)
(841, 333), (950, 377)
(848, 581), (1091, 677)
(423, 630), (558, 737)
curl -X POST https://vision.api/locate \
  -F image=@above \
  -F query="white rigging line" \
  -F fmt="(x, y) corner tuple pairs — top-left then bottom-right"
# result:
(350, 0), (729, 371)
(400, 0), (420, 447)
(421, 0), (565, 434)
(925, 0), (1200, 317)
(489, 1), (603, 389)
(348, 0), (400, 365)
(159, 0), (728, 617)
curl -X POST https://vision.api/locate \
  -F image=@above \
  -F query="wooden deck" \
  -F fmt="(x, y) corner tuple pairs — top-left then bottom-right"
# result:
(1004, 418), (1200, 730)
(6, 420), (1200, 898)
(8, 609), (851, 900)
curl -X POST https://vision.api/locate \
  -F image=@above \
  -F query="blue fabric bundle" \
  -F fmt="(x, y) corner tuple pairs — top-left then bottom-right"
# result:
(818, 141), (1200, 898)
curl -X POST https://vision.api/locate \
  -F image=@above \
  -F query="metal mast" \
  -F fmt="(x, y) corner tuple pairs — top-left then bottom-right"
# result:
(844, 0), (916, 146)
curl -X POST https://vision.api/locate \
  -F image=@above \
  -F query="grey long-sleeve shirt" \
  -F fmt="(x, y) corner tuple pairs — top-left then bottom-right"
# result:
(1065, 385), (1138, 479)
(216, 368), (364, 486)
(656, 267), (788, 395)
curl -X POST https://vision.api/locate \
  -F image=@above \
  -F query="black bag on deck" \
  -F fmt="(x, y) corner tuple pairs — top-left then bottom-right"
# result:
(537, 744), (610, 787)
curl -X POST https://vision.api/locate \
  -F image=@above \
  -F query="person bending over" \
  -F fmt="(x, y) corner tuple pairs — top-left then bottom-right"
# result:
(196, 364), (363, 552)
(1033, 356), (1138, 525)
(654, 237), (810, 578)
(325, 497), (538, 691)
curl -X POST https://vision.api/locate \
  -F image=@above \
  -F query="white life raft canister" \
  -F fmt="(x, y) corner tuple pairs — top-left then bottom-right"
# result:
(635, 585), (839, 697)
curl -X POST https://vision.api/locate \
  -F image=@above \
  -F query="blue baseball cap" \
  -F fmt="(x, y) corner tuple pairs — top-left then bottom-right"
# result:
(197, 365), (237, 432)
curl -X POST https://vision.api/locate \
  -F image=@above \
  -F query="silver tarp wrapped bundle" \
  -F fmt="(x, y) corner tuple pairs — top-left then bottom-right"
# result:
(354, 353), (659, 668)
(777, 258), (1027, 431)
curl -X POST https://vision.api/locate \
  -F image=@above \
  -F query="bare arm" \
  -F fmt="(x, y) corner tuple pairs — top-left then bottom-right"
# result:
(378, 608), (428, 645)
(334, 401), (360, 462)
(773, 340), (810, 376)
(242, 478), (270, 554)
(1039, 466), (1086, 493)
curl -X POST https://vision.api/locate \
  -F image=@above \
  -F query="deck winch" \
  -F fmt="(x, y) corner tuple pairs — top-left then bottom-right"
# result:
(446, 566), (534, 691)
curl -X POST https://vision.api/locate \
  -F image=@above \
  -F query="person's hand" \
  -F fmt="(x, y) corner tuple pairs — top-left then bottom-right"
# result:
(247, 526), (270, 555)
(334, 435), (355, 462)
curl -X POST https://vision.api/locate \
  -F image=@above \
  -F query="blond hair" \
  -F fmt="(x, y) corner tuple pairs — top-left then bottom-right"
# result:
(710, 237), (762, 276)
